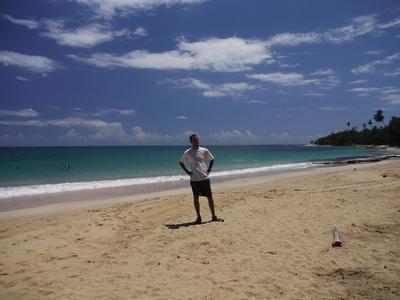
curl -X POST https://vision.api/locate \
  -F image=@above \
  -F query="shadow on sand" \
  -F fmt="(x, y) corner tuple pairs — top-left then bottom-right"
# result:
(165, 220), (213, 229)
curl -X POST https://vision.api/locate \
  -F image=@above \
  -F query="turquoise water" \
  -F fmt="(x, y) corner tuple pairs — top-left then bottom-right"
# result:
(0, 145), (388, 188)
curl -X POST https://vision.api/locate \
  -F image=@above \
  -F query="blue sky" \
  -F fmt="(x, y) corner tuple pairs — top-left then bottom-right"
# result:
(1, 0), (400, 146)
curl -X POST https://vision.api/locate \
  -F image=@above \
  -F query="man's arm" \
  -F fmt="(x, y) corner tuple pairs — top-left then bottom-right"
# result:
(206, 159), (214, 175)
(179, 162), (193, 176)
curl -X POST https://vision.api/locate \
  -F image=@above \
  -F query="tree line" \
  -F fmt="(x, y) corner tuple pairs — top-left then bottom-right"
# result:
(313, 110), (400, 146)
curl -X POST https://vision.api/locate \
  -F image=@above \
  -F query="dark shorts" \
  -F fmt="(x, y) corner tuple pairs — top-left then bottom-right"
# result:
(190, 179), (212, 197)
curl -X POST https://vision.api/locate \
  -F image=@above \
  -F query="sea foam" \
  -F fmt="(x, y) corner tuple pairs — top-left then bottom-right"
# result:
(0, 162), (314, 199)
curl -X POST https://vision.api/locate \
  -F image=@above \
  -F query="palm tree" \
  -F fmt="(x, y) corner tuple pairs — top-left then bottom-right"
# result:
(374, 110), (385, 127)
(368, 119), (372, 128)
(363, 123), (367, 130)
(346, 121), (351, 130)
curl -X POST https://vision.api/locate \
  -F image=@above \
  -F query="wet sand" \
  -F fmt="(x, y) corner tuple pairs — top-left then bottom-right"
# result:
(0, 160), (399, 299)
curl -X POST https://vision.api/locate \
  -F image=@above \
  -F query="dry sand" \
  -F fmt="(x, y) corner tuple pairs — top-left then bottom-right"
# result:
(0, 160), (399, 299)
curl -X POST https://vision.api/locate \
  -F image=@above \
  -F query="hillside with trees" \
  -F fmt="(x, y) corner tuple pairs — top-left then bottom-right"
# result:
(313, 110), (400, 146)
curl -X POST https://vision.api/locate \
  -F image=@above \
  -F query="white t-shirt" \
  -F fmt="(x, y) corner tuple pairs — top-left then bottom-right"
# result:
(180, 147), (215, 181)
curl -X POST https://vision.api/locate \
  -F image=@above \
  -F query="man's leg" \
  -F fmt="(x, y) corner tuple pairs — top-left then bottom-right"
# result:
(207, 195), (216, 218)
(193, 195), (201, 222)
(207, 195), (224, 222)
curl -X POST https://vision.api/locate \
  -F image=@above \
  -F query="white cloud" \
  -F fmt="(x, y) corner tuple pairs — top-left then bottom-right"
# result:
(351, 52), (400, 74)
(245, 100), (267, 104)
(346, 87), (380, 94)
(201, 90), (224, 97)
(2, 14), (39, 29)
(94, 108), (136, 116)
(209, 129), (258, 142)
(380, 88), (400, 94)
(319, 106), (347, 111)
(41, 20), (131, 48)
(380, 94), (400, 104)
(3, 14), (143, 48)
(365, 49), (384, 55)
(176, 116), (188, 119)
(133, 26), (147, 37)
(308, 69), (340, 89)
(346, 86), (400, 105)
(64, 128), (86, 141)
(349, 79), (367, 85)
(378, 17), (400, 29)
(280, 62), (302, 69)
(266, 32), (321, 47)
(19, 116), (133, 142)
(246, 72), (320, 87)
(16, 76), (30, 81)
(47, 117), (123, 129)
(247, 70), (340, 89)
(65, 14), (400, 72)
(0, 116), (122, 129)
(0, 116), (191, 143)
(266, 14), (395, 49)
(264, 15), (398, 50)
(310, 69), (335, 76)
(269, 132), (290, 140)
(320, 76), (340, 89)
(69, 37), (271, 72)
(167, 78), (259, 98)
(89, 122), (130, 141)
(304, 93), (325, 96)
(130, 126), (164, 142)
(0, 120), (47, 127)
(0, 109), (40, 117)
(70, 0), (208, 18)
(384, 67), (400, 77)
(0, 51), (58, 73)
(325, 15), (377, 43)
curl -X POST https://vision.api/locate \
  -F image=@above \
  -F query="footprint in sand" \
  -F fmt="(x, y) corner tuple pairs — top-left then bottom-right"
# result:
(38, 290), (55, 295)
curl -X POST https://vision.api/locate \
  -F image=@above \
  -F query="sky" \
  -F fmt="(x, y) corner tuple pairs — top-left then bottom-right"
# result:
(0, 0), (400, 146)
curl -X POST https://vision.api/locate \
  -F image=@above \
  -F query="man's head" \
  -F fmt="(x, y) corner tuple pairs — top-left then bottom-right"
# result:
(189, 133), (199, 148)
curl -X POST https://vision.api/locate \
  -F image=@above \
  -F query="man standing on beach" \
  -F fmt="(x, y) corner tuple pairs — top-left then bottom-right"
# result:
(179, 133), (224, 224)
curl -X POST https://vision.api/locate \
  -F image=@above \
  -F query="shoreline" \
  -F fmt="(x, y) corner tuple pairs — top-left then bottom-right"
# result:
(0, 158), (398, 220)
(0, 161), (313, 200)
(1, 146), (396, 198)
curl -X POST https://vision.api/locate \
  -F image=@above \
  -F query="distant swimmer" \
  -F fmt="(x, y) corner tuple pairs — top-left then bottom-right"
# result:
(64, 164), (71, 171)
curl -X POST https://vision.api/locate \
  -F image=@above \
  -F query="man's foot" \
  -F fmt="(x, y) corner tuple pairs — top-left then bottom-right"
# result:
(211, 216), (224, 222)
(195, 217), (202, 224)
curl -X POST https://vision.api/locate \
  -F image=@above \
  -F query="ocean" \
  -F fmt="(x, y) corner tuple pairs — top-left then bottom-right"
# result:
(0, 145), (391, 199)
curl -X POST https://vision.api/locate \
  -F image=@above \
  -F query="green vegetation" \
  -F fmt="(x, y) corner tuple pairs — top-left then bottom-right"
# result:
(313, 110), (400, 146)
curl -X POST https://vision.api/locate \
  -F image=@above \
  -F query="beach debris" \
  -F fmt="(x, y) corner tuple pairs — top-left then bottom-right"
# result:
(332, 228), (342, 247)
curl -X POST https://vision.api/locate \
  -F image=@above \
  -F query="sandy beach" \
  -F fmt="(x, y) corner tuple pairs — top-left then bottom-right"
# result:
(0, 160), (399, 299)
